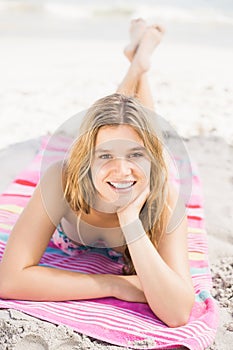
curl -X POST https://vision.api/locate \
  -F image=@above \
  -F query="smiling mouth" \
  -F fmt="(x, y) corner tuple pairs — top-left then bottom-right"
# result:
(107, 181), (136, 190)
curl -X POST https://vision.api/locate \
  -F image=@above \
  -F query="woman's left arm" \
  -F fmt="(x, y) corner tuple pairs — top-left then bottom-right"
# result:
(117, 184), (195, 328)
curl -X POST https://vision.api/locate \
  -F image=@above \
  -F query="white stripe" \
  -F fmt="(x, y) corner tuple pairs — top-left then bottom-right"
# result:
(5, 183), (35, 195)
(1, 302), (170, 341)
(54, 261), (121, 274)
(187, 208), (204, 217)
(0, 301), (172, 342)
(1, 300), (215, 345)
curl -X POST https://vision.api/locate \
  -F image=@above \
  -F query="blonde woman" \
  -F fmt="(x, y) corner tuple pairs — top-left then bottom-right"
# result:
(0, 19), (195, 328)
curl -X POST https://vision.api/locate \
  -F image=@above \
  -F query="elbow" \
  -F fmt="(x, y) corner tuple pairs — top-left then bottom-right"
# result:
(150, 288), (195, 328)
(0, 275), (15, 299)
(0, 266), (20, 300)
(167, 313), (190, 328)
(0, 280), (11, 300)
(167, 292), (195, 328)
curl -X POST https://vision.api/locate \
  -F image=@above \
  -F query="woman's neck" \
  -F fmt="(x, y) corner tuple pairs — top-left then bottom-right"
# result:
(90, 207), (119, 223)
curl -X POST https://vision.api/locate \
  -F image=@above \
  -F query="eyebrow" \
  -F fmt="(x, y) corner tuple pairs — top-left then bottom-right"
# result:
(94, 146), (146, 154)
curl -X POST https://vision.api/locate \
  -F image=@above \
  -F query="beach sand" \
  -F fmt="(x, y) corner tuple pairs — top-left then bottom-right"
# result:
(0, 136), (232, 350)
(0, 4), (232, 349)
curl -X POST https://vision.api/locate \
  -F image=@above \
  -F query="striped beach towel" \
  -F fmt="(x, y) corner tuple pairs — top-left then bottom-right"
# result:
(0, 134), (219, 350)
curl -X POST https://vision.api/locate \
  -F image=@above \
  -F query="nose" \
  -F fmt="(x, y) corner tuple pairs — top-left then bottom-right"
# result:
(111, 157), (132, 176)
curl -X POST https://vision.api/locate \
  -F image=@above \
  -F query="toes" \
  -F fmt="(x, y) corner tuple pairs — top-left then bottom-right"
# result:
(131, 18), (147, 26)
(157, 25), (165, 33)
(135, 18), (146, 23)
(151, 24), (165, 34)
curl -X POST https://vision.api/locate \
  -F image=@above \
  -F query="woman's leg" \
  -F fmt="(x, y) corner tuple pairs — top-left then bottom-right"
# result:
(135, 73), (155, 111)
(116, 19), (147, 100)
(117, 21), (164, 111)
(115, 58), (144, 99)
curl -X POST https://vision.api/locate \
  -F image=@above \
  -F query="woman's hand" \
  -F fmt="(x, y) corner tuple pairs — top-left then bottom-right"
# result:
(117, 184), (150, 227)
(113, 274), (147, 303)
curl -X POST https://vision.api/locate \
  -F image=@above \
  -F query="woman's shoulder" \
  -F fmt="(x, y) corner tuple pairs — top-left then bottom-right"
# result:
(39, 160), (70, 216)
(167, 180), (178, 207)
(41, 160), (67, 186)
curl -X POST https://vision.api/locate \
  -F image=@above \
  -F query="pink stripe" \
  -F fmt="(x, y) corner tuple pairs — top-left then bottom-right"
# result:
(14, 179), (37, 187)
(2, 193), (31, 198)
(0, 196), (28, 206)
(0, 134), (218, 350)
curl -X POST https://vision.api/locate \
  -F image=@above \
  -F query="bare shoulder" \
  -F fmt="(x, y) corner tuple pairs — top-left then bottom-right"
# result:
(0, 160), (68, 272)
(167, 180), (179, 207)
(40, 159), (66, 187)
(39, 160), (69, 222)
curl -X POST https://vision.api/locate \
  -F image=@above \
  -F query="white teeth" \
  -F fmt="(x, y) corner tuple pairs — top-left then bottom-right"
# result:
(109, 181), (134, 189)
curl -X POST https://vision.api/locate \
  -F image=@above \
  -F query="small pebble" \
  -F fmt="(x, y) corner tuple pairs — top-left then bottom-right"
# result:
(226, 323), (233, 332)
(210, 257), (233, 309)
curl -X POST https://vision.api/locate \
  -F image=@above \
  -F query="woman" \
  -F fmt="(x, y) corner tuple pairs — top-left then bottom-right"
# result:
(0, 19), (195, 328)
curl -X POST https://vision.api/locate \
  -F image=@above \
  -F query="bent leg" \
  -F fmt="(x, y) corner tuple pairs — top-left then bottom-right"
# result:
(135, 73), (155, 111)
(117, 20), (164, 111)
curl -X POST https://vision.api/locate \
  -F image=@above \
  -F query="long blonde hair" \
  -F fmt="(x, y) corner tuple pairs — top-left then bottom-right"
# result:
(64, 93), (169, 274)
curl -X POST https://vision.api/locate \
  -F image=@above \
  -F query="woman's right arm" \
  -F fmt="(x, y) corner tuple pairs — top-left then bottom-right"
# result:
(0, 161), (146, 303)
(0, 161), (116, 301)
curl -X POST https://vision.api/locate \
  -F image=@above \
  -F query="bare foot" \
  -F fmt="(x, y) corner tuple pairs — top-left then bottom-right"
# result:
(124, 18), (147, 62)
(131, 24), (165, 74)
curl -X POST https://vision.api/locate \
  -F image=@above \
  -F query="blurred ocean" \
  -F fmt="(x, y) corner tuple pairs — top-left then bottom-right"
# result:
(0, 0), (232, 146)
(0, 0), (233, 49)
(0, 0), (233, 25)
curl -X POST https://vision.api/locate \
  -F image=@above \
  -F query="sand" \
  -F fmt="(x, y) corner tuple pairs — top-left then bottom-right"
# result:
(0, 3), (232, 349)
(0, 136), (232, 349)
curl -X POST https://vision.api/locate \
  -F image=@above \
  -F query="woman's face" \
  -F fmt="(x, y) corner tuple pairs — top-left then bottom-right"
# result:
(91, 124), (151, 213)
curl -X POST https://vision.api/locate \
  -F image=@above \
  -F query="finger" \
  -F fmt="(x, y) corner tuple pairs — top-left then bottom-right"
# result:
(133, 184), (150, 209)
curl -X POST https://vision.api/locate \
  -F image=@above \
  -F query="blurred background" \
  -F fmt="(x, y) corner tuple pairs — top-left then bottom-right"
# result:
(0, 0), (233, 148)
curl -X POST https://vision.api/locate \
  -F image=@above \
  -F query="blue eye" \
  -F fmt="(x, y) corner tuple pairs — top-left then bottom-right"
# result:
(99, 154), (112, 159)
(128, 152), (144, 158)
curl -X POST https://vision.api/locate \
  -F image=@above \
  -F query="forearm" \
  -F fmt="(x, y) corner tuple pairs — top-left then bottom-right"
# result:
(0, 265), (115, 301)
(122, 220), (195, 327)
